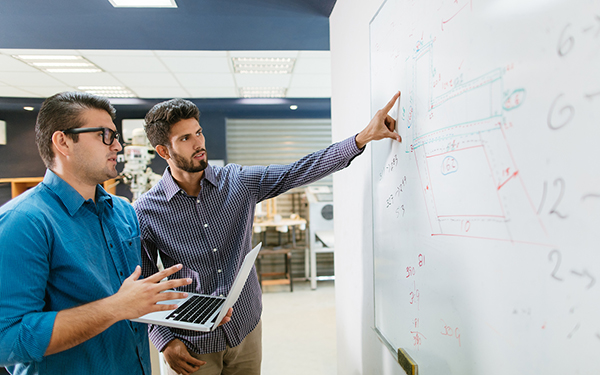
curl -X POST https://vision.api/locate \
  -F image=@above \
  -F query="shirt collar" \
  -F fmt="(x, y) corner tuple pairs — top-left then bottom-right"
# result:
(162, 164), (217, 200)
(43, 169), (113, 216)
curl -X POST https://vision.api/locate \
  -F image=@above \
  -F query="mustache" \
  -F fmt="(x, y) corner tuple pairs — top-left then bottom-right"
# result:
(192, 149), (206, 157)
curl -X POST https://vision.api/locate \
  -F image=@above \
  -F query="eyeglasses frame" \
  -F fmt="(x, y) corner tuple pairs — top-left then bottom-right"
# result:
(62, 127), (121, 146)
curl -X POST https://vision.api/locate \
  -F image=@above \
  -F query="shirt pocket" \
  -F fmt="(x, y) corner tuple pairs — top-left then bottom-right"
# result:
(121, 235), (141, 275)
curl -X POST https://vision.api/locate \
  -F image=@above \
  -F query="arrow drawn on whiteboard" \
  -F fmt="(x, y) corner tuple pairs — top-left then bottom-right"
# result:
(582, 15), (600, 37)
(585, 91), (600, 100)
(581, 193), (600, 201)
(570, 269), (596, 289)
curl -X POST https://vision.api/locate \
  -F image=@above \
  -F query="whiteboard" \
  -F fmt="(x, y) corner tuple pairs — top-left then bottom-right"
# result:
(369, 0), (600, 374)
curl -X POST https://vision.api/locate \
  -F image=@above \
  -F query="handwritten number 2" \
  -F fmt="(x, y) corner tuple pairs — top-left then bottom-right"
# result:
(549, 250), (563, 281)
(549, 178), (567, 218)
(538, 178), (567, 218)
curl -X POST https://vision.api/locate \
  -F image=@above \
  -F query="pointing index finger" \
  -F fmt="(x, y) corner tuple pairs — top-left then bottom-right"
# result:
(382, 91), (401, 114)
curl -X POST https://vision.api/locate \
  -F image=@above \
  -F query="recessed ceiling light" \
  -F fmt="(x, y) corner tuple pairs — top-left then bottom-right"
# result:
(78, 86), (137, 98)
(12, 55), (103, 73)
(46, 68), (103, 73)
(13, 55), (83, 60)
(290, 105), (298, 110)
(108, 0), (177, 8)
(23, 106), (35, 111)
(232, 57), (295, 74)
(239, 87), (287, 98)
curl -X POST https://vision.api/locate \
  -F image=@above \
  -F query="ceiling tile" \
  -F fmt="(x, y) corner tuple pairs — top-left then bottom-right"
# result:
(0, 48), (80, 56)
(186, 87), (238, 98)
(80, 50), (156, 57)
(0, 72), (66, 86)
(290, 74), (331, 88)
(112, 72), (179, 87)
(84, 55), (168, 73)
(234, 74), (291, 87)
(293, 58), (331, 74)
(297, 51), (330, 58)
(175, 73), (235, 87)
(48, 72), (125, 87)
(160, 57), (231, 73)
(19, 86), (77, 97)
(0, 87), (41, 97)
(286, 87), (331, 98)
(155, 51), (228, 57)
(0, 55), (40, 72)
(229, 51), (299, 58)
(132, 87), (190, 98)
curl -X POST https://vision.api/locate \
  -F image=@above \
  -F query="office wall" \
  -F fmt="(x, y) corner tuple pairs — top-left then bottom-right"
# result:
(330, 1), (405, 374)
(0, 99), (330, 204)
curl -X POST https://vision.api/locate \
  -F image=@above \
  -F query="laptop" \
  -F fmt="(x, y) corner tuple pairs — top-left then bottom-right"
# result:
(132, 243), (262, 332)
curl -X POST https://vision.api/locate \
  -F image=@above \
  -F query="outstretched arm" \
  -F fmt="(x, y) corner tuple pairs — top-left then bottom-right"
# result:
(355, 91), (402, 149)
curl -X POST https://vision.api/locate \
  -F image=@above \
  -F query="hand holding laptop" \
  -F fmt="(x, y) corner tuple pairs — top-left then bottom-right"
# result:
(110, 264), (193, 320)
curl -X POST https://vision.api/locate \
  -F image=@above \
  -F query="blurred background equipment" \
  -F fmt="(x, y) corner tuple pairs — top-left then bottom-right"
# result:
(305, 185), (334, 290)
(117, 127), (161, 202)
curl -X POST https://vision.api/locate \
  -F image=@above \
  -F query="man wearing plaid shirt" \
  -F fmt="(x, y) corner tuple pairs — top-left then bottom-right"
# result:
(134, 92), (401, 375)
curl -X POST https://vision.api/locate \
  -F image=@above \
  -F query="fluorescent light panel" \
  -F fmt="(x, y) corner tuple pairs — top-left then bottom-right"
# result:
(239, 87), (287, 98)
(232, 57), (295, 74)
(109, 0), (177, 8)
(12, 55), (103, 73)
(78, 86), (137, 98)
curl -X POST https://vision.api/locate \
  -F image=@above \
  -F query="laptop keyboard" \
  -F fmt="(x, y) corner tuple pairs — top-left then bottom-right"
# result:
(166, 295), (223, 324)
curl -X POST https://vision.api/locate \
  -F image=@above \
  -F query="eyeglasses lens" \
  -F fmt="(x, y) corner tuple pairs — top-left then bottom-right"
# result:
(102, 128), (119, 145)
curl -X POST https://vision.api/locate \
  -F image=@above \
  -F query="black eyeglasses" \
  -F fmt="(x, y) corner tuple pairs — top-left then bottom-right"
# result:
(62, 127), (120, 146)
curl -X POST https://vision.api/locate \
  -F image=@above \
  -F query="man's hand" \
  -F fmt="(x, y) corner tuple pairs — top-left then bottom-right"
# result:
(110, 264), (192, 321)
(163, 339), (206, 375)
(355, 91), (402, 149)
(218, 307), (233, 327)
(45, 264), (192, 356)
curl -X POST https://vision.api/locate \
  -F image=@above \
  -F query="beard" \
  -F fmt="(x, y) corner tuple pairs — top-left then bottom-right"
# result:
(171, 149), (208, 173)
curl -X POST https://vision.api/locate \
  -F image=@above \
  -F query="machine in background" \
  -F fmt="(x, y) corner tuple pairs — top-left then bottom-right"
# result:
(117, 128), (161, 202)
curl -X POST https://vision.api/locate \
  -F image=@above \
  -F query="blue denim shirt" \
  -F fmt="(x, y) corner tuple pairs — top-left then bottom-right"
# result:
(0, 170), (150, 375)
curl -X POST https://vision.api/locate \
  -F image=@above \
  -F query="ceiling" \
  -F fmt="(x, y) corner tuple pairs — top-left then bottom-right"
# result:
(0, 0), (337, 106)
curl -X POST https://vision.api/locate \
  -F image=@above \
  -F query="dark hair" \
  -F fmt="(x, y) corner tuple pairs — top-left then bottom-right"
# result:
(144, 98), (200, 148)
(35, 91), (116, 168)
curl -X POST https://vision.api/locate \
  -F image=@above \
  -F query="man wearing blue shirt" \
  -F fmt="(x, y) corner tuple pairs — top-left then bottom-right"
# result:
(134, 92), (401, 375)
(0, 92), (205, 375)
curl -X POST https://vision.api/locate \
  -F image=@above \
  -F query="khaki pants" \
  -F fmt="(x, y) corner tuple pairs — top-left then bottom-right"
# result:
(166, 320), (262, 375)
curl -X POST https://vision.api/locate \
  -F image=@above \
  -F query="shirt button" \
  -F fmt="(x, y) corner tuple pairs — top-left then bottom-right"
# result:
(204, 224), (208, 228)
(213, 248), (217, 252)
(196, 199), (200, 203)
(218, 269), (222, 273)
(219, 294), (224, 297)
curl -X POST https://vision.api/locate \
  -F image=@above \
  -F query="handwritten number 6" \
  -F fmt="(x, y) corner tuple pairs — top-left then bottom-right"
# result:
(557, 24), (574, 57)
(548, 94), (575, 130)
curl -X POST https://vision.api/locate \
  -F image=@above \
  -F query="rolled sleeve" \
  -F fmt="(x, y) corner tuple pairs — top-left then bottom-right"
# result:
(0, 210), (56, 365)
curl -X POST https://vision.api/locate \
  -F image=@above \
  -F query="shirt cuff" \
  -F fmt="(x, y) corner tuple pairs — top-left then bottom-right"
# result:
(3, 311), (57, 364)
(148, 324), (176, 352)
(339, 135), (365, 159)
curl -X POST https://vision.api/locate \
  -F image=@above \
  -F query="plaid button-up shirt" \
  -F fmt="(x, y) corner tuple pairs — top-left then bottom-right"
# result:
(133, 135), (363, 354)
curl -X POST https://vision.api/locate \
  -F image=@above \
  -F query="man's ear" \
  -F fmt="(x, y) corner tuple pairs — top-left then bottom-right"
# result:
(51, 131), (71, 158)
(155, 144), (170, 160)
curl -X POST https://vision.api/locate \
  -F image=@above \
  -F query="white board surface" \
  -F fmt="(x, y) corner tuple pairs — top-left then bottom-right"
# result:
(369, 0), (600, 374)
